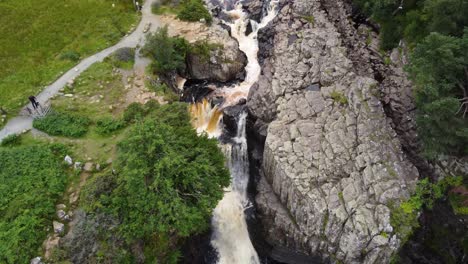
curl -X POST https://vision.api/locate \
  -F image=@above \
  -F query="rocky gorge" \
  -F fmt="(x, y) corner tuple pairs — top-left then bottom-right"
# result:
(175, 0), (467, 263)
(240, 0), (466, 263)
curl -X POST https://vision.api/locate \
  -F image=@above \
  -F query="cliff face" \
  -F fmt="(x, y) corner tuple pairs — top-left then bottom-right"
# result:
(247, 0), (420, 262)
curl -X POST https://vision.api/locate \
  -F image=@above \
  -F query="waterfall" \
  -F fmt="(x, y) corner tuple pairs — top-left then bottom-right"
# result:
(189, 99), (223, 138)
(189, 1), (280, 263)
(211, 112), (259, 264)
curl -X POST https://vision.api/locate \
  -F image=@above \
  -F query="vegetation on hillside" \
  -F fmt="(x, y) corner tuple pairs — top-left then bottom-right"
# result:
(390, 176), (463, 243)
(71, 103), (230, 262)
(353, 0), (467, 50)
(33, 111), (91, 138)
(177, 0), (213, 24)
(0, 144), (68, 263)
(0, 0), (137, 122)
(142, 26), (222, 77)
(141, 26), (190, 75)
(152, 0), (212, 24)
(407, 31), (468, 158)
(353, 0), (468, 159)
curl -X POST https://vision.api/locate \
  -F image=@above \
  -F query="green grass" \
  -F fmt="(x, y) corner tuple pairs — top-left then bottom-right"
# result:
(51, 62), (127, 118)
(0, 0), (138, 123)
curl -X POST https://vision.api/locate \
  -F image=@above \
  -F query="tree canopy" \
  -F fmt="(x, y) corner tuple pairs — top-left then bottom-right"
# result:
(407, 30), (468, 158)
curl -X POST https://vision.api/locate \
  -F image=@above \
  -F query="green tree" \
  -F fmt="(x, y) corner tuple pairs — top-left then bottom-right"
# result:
(407, 30), (468, 157)
(109, 103), (230, 241)
(141, 26), (189, 74)
(177, 0), (213, 24)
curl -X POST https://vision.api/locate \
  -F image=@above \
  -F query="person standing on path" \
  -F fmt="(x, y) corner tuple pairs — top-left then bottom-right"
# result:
(28, 96), (39, 109)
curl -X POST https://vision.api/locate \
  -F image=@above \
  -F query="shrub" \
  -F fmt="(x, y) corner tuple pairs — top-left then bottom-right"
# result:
(0, 146), (66, 263)
(95, 117), (125, 135)
(152, 0), (179, 14)
(107, 48), (135, 69)
(59, 50), (81, 61)
(177, 0), (212, 24)
(189, 40), (223, 62)
(141, 26), (190, 74)
(148, 82), (180, 102)
(77, 103), (230, 261)
(112, 103), (230, 240)
(390, 176), (463, 243)
(123, 102), (146, 123)
(33, 111), (90, 137)
(0, 134), (21, 147)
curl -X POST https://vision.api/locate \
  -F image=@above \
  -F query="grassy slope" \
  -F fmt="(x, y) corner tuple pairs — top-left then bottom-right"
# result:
(0, 0), (137, 119)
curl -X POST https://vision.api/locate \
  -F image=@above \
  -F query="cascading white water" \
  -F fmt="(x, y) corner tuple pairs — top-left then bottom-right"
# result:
(217, 0), (280, 107)
(190, 1), (279, 263)
(211, 112), (260, 264)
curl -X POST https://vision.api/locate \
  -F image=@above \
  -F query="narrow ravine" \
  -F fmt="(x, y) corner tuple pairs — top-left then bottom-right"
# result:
(189, 0), (279, 263)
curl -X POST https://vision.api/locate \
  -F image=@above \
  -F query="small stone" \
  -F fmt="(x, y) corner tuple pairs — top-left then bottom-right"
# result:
(63, 214), (71, 221)
(30, 257), (43, 264)
(96, 164), (101, 171)
(57, 210), (66, 220)
(64, 94), (74, 97)
(74, 162), (82, 170)
(53, 221), (64, 234)
(56, 204), (66, 210)
(84, 162), (94, 172)
(106, 158), (113, 164)
(69, 192), (79, 204)
(64, 155), (73, 165)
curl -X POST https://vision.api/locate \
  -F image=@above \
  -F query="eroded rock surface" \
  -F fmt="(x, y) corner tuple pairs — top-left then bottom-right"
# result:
(248, 0), (420, 262)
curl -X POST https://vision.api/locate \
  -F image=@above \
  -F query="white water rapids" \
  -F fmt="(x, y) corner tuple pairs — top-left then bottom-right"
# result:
(209, 1), (279, 263)
(217, 0), (279, 107)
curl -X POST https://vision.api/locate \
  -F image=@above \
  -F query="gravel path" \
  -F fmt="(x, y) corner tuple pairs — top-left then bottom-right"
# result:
(0, 0), (161, 141)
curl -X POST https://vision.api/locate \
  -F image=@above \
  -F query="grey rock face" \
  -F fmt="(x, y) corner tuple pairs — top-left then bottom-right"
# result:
(248, 0), (419, 263)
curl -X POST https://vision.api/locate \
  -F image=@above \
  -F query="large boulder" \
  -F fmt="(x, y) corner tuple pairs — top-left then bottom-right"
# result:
(186, 25), (246, 82)
(247, 0), (419, 263)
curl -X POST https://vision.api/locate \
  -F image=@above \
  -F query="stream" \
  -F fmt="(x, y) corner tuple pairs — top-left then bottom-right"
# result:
(189, 0), (279, 263)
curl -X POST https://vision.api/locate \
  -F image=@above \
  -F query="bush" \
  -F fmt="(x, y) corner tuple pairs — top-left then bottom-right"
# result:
(95, 117), (125, 135)
(189, 39), (223, 62)
(390, 176), (463, 243)
(123, 103), (146, 123)
(33, 111), (90, 137)
(151, 0), (179, 14)
(59, 50), (81, 61)
(148, 82), (180, 103)
(112, 103), (230, 239)
(141, 26), (190, 74)
(0, 134), (21, 147)
(0, 146), (67, 263)
(177, 0), (212, 24)
(77, 103), (230, 261)
(107, 48), (135, 69)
